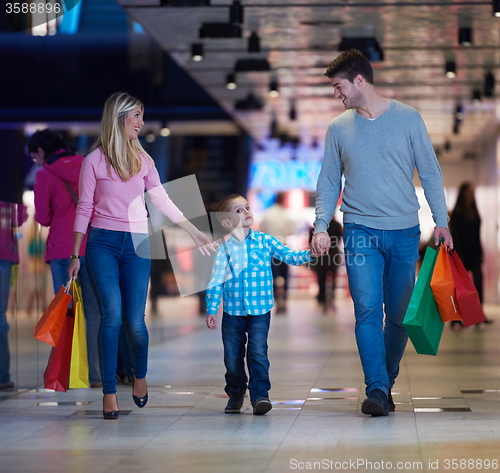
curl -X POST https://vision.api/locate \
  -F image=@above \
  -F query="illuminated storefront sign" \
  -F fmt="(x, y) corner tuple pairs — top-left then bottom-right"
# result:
(250, 160), (322, 191)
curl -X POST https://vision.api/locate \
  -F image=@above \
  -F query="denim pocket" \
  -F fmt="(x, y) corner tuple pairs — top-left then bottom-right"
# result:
(403, 225), (421, 238)
(88, 227), (108, 235)
(87, 227), (107, 242)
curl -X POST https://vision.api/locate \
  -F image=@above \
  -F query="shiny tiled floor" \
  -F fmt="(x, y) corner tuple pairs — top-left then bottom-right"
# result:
(2, 296), (500, 473)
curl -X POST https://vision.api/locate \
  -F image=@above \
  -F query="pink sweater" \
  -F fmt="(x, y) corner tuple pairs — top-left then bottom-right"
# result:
(74, 149), (184, 234)
(35, 153), (88, 261)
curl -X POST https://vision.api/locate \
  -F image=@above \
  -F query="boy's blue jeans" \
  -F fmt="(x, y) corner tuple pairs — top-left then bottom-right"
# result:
(343, 223), (420, 396)
(85, 228), (151, 395)
(222, 311), (271, 405)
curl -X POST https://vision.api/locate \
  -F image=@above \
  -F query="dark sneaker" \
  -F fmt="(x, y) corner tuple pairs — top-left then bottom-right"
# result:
(225, 395), (245, 414)
(253, 398), (272, 415)
(361, 389), (389, 417)
(388, 390), (395, 412)
(0, 381), (14, 390)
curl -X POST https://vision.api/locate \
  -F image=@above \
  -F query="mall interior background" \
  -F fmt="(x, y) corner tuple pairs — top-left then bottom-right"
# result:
(1, 0), (500, 391)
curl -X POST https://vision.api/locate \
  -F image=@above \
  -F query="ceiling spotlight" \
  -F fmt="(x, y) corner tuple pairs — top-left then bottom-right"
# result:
(484, 71), (495, 98)
(453, 103), (464, 135)
(493, 0), (500, 17)
(454, 103), (465, 121)
(191, 43), (203, 61)
(226, 73), (237, 90)
(269, 77), (279, 98)
(445, 60), (456, 78)
(160, 127), (171, 137)
(230, 0), (244, 24)
(199, 23), (241, 38)
(471, 88), (481, 103)
(458, 27), (472, 46)
(161, 0), (210, 5)
(235, 92), (263, 110)
(234, 58), (270, 72)
(270, 116), (279, 138)
(339, 37), (384, 61)
(289, 99), (297, 121)
(248, 31), (260, 53)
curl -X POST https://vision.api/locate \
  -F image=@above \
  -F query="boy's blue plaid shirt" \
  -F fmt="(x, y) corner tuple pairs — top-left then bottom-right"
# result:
(206, 229), (313, 316)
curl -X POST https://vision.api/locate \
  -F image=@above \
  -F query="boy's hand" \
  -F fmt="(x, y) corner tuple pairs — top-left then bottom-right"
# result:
(206, 314), (217, 330)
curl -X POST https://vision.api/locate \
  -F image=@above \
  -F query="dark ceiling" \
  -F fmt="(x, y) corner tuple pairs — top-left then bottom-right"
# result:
(118, 0), (500, 159)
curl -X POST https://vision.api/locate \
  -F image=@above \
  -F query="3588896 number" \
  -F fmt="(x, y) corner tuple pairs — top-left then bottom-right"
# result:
(443, 459), (499, 469)
(5, 2), (61, 14)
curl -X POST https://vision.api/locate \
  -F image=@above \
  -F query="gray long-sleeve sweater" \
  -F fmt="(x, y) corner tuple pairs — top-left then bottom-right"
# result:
(313, 100), (449, 233)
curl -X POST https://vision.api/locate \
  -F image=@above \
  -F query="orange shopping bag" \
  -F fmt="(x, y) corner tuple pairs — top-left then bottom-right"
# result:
(430, 245), (462, 322)
(34, 281), (72, 347)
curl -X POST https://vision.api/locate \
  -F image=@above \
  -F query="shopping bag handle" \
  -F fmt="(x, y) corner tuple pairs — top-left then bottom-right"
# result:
(64, 280), (72, 293)
(439, 238), (455, 254)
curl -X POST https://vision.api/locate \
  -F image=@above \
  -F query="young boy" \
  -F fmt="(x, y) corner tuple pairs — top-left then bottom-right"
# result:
(206, 194), (314, 415)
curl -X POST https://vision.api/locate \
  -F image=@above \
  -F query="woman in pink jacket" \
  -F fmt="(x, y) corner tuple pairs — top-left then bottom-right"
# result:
(0, 202), (27, 389)
(68, 92), (216, 419)
(29, 129), (101, 387)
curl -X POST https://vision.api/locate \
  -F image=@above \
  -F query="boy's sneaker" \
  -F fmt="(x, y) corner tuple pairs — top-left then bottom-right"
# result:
(225, 395), (245, 414)
(361, 389), (389, 417)
(253, 398), (272, 415)
(388, 390), (395, 412)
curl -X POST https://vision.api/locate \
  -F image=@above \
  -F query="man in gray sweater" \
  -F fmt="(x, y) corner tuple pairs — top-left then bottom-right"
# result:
(311, 49), (453, 417)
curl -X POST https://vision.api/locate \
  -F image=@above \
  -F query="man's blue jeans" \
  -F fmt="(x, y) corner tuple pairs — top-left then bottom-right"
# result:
(343, 223), (420, 396)
(85, 228), (151, 394)
(222, 312), (271, 405)
(50, 257), (101, 384)
(0, 260), (13, 384)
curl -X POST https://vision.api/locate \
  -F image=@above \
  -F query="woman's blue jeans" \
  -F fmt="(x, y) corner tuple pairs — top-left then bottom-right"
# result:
(343, 223), (420, 396)
(85, 228), (151, 394)
(221, 312), (271, 405)
(50, 257), (101, 384)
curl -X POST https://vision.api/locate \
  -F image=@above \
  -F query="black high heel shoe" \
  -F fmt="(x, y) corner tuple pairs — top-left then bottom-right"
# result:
(132, 378), (148, 408)
(103, 394), (119, 420)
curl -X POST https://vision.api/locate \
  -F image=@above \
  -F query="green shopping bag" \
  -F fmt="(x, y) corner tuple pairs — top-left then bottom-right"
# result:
(403, 246), (444, 356)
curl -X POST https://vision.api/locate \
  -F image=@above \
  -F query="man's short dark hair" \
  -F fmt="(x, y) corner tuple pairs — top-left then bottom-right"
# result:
(325, 49), (374, 85)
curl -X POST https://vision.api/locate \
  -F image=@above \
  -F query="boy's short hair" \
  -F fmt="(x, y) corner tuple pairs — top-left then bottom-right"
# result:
(324, 49), (374, 85)
(216, 194), (243, 223)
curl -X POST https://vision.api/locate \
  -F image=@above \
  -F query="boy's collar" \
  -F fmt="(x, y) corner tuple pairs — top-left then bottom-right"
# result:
(228, 227), (256, 243)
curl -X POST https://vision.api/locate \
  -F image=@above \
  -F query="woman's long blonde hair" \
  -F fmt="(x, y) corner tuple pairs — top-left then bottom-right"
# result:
(91, 92), (154, 181)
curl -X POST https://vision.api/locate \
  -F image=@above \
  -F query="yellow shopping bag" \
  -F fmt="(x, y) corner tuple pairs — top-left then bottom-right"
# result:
(69, 279), (89, 388)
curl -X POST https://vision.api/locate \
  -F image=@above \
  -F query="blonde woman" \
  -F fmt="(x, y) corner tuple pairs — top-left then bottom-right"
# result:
(68, 92), (215, 419)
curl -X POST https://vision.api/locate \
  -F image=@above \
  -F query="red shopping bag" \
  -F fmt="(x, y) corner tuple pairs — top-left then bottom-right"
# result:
(43, 311), (75, 392)
(430, 245), (462, 322)
(448, 250), (486, 327)
(34, 281), (71, 347)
